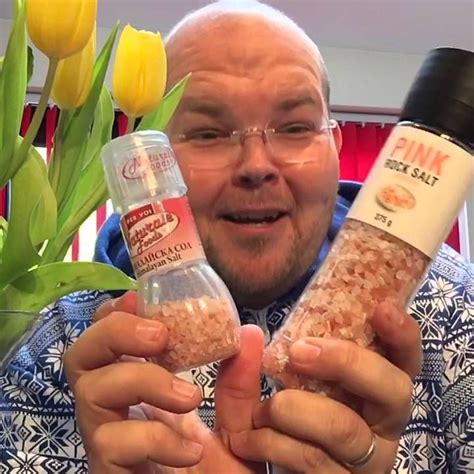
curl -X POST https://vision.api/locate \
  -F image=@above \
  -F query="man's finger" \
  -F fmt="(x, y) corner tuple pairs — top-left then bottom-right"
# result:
(75, 362), (201, 416)
(229, 427), (346, 473)
(88, 419), (203, 472)
(64, 311), (168, 387)
(214, 324), (264, 434)
(288, 337), (412, 437)
(94, 291), (138, 322)
(371, 301), (423, 380)
(73, 362), (202, 444)
(252, 389), (375, 466)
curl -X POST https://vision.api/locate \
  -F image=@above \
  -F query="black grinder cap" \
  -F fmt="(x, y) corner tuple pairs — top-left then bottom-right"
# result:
(399, 47), (474, 149)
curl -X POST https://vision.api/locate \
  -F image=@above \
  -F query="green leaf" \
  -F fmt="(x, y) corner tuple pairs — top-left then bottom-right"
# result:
(57, 137), (109, 235)
(0, 310), (40, 367)
(55, 23), (119, 214)
(0, 146), (48, 289)
(0, 217), (7, 254)
(0, 0), (27, 188)
(61, 88), (113, 232)
(137, 73), (191, 132)
(42, 87), (113, 264)
(83, 86), (114, 171)
(0, 262), (137, 312)
(41, 162), (107, 264)
(28, 147), (57, 247)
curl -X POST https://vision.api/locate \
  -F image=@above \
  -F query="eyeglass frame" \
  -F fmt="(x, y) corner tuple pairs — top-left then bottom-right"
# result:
(171, 118), (338, 147)
(169, 118), (339, 168)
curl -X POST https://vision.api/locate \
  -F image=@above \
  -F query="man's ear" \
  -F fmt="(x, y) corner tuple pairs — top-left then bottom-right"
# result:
(331, 119), (343, 154)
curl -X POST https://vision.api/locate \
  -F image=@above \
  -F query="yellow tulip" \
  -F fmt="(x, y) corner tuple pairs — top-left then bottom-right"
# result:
(51, 25), (96, 109)
(112, 25), (167, 118)
(26, 0), (97, 60)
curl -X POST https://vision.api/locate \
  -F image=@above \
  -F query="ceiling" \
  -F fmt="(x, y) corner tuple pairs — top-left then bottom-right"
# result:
(1, 0), (473, 55)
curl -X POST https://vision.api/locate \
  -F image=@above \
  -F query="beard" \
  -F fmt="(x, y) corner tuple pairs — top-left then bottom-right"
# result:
(201, 208), (333, 309)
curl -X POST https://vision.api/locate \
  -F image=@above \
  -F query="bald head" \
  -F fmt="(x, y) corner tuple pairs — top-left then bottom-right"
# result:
(165, 0), (330, 105)
(161, 1), (340, 307)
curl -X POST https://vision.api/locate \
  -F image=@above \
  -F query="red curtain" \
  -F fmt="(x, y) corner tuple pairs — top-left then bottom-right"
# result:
(339, 122), (460, 251)
(0, 188), (6, 219)
(0, 114), (461, 253)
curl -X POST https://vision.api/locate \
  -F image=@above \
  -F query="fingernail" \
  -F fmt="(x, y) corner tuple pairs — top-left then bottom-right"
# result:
(172, 378), (199, 398)
(111, 292), (127, 308)
(290, 340), (322, 365)
(181, 439), (203, 456)
(135, 321), (163, 342)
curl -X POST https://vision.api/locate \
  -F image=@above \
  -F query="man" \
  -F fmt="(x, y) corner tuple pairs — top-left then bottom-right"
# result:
(1, 1), (472, 473)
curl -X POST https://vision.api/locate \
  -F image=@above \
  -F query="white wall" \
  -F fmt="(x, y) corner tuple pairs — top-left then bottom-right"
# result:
(1, 19), (472, 260)
(320, 46), (424, 112)
(0, 20), (425, 111)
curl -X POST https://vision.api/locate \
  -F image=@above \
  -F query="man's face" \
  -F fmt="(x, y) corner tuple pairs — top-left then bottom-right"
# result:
(166, 17), (341, 308)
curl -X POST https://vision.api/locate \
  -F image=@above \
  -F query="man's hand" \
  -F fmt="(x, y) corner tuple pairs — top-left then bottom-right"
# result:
(64, 292), (204, 473)
(151, 323), (266, 474)
(64, 292), (264, 474)
(222, 302), (422, 473)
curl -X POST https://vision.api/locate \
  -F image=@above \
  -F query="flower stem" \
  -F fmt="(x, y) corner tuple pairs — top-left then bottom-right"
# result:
(15, 58), (59, 167)
(48, 109), (68, 193)
(125, 116), (135, 135)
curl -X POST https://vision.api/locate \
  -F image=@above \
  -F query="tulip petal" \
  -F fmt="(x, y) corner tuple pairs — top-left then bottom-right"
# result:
(113, 25), (141, 117)
(137, 32), (167, 117)
(26, 0), (97, 59)
(51, 24), (96, 109)
(52, 24), (119, 226)
(138, 73), (191, 132)
(112, 25), (167, 118)
(69, 1), (97, 57)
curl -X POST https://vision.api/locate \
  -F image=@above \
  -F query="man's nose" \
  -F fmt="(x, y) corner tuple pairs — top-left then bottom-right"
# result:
(232, 134), (280, 189)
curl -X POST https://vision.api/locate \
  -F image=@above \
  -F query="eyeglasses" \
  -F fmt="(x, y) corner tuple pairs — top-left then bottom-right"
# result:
(170, 119), (338, 169)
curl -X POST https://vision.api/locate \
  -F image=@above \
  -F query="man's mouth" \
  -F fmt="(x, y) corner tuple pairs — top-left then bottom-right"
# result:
(220, 210), (288, 225)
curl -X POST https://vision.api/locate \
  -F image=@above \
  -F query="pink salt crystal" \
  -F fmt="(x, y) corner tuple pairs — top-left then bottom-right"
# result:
(144, 297), (240, 373)
(262, 219), (430, 397)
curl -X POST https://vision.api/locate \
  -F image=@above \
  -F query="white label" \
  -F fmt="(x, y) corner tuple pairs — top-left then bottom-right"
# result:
(348, 126), (473, 258)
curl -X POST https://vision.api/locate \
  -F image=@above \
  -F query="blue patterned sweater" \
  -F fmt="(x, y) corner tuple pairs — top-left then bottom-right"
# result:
(1, 182), (473, 473)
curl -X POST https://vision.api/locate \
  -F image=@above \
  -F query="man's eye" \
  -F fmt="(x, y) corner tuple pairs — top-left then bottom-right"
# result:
(276, 123), (316, 135)
(186, 129), (228, 142)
